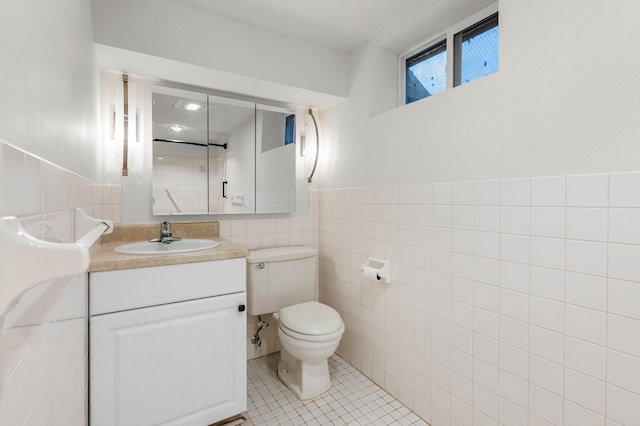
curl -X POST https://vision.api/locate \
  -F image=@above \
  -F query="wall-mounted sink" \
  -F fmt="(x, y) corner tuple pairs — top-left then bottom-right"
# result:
(114, 239), (220, 255)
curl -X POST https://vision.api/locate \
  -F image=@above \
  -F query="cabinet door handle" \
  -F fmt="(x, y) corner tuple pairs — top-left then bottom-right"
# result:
(222, 181), (228, 198)
(238, 304), (245, 312)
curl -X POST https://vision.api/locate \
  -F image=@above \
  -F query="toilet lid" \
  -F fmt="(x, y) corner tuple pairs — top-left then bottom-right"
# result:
(279, 301), (343, 336)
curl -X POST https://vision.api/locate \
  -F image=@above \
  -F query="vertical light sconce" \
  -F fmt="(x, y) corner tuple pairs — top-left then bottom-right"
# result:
(122, 73), (129, 176)
(111, 73), (141, 176)
(305, 108), (319, 183)
(104, 72), (141, 176)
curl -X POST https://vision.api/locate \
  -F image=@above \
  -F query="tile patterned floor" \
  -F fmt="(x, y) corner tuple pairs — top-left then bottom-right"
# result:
(245, 353), (428, 426)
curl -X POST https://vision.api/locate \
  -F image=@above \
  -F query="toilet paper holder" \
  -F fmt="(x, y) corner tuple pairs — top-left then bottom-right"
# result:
(360, 257), (391, 284)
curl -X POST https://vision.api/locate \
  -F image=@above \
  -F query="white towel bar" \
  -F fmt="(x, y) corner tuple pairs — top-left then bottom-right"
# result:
(0, 211), (112, 319)
(75, 207), (113, 246)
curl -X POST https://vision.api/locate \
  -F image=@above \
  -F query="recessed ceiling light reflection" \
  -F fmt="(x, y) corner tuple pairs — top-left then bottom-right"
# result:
(172, 99), (204, 111)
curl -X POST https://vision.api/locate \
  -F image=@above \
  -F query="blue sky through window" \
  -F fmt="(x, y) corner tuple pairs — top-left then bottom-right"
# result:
(460, 26), (499, 85)
(406, 46), (447, 103)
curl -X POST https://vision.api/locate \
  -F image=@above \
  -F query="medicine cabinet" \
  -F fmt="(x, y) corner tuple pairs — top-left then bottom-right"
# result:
(152, 86), (296, 215)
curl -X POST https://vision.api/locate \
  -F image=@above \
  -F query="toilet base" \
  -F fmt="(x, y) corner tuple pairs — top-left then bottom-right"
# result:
(278, 348), (331, 400)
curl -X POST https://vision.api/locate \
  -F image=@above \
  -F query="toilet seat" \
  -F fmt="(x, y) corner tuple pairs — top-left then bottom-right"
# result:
(279, 322), (345, 342)
(279, 301), (344, 342)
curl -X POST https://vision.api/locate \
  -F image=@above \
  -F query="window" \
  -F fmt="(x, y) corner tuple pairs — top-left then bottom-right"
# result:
(405, 40), (447, 104)
(454, 13), (499, 87)
(284, 114), (295, 145)
(402, 9), (498, 104)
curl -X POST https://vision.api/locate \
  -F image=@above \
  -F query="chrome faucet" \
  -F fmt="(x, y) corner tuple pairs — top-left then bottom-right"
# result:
(150, 221), (182, 244)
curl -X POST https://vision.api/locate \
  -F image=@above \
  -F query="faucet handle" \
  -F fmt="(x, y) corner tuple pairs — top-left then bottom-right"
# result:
(150, 221), (173, 243)
(161, 221), (172, 233)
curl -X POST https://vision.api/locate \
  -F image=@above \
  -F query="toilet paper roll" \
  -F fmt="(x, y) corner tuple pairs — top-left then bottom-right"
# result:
(363, 266), (380, 281)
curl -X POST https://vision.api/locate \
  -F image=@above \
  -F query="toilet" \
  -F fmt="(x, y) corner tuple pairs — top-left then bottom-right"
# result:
(246, 246), (344, 400)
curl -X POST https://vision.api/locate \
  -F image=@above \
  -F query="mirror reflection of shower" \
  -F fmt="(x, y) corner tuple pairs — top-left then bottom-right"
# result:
(151, 85), (296, 215)
(152, 87), (208, 215)
(208, 143), (227, 212)
(208, 95), (256, 214)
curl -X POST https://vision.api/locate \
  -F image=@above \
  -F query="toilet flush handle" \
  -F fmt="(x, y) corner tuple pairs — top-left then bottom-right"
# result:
(256, 263), (265, 269)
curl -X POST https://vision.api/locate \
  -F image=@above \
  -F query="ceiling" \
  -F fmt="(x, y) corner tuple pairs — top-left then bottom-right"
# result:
(95, 0), (496, 109)
(171, 0), (496, 54)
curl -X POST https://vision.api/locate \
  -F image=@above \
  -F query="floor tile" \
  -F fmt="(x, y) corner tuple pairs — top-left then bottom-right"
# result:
(245, 353), (428, 425)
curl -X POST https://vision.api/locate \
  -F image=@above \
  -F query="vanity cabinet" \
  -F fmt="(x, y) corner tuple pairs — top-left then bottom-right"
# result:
(89, 258), (246, 426)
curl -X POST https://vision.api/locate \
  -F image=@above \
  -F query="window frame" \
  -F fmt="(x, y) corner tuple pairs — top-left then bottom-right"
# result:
(453, 12), (499, 87)
(405, 39), (447, 104)
(399, 3), (499, 106)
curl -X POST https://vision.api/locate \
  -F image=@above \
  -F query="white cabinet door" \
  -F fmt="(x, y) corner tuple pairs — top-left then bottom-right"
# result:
(90, 292), (246, 426)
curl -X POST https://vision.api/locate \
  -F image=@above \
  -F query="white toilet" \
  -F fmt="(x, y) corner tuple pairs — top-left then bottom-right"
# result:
(246, 246), (345, 400)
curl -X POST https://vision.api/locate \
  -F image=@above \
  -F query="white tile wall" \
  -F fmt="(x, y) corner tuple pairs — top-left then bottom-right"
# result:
(153, 155), (208, 214)
(0, 141), (120, 425)
(11, 159), (640, 424)
(315, 172), (640, 426)
(13, 136), (640, 426)
(256, 191), (296, 213)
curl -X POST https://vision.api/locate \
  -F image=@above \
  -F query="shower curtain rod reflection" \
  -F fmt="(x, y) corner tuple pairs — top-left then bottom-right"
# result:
(153, 138), (227, 149)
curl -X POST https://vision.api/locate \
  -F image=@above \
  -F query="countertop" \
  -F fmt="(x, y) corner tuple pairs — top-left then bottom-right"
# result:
(88, 222), (248, 272)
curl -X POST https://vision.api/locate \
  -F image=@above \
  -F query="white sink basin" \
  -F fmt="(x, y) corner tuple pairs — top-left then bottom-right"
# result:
(114, 239), (220, 255)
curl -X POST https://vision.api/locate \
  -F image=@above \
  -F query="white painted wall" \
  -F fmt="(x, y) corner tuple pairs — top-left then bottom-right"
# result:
(315, 46), (396, 189)
(0, 0), (99, 179)
(317, 0), (640, 189)
(91, 0), (348, 101)
(100, 72), (156, 223)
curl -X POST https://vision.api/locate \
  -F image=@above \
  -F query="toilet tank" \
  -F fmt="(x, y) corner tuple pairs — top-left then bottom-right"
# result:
(246, 246), (318, 316)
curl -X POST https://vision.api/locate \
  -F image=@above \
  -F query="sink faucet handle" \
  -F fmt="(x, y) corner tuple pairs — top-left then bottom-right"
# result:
(150, 221), (174, 243)
(161, 221), (172, 235)
(157, 221), (181, 244)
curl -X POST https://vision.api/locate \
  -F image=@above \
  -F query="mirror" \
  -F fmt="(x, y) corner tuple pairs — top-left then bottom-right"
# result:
(256, 105), (296, 214)
(151, 86), (296, 215)
(208, 95), (256, 214)
(152, 88), (208, 215)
